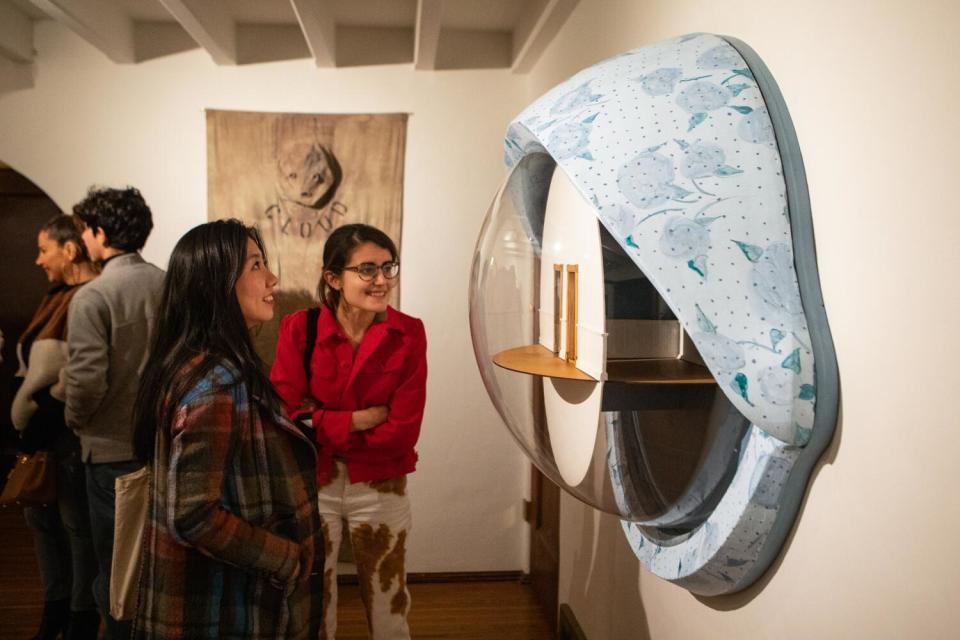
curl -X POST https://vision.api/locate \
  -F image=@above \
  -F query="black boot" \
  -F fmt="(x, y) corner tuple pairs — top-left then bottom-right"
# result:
(31, 598), (69, 640)
(64, 609), (100, 640)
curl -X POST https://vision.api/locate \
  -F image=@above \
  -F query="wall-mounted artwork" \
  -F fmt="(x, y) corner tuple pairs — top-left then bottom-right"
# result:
(469, 34), (839, 595)
(207, 110), (407, 361)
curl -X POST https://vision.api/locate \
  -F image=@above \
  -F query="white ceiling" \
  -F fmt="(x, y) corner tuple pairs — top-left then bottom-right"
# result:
(0, 0), (578, 91)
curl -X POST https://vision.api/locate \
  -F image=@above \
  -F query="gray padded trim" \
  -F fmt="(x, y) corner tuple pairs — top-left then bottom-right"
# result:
(721, 35), (841, 590)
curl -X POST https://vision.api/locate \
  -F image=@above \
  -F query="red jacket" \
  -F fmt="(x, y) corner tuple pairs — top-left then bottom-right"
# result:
(271, 305), (427, 484)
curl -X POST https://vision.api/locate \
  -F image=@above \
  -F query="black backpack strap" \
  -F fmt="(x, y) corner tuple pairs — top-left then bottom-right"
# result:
(296, 306), (322, 442)
(303, 306), (320, 384)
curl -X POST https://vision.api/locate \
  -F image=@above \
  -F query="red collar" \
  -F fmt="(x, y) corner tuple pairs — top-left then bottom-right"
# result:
(316, 304), (404, 343)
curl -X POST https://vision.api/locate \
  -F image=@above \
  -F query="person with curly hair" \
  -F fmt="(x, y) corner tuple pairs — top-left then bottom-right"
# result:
(65, 186), (164, 640)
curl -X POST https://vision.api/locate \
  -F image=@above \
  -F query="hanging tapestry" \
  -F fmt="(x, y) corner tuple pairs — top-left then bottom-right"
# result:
(207, 109), (407, 363)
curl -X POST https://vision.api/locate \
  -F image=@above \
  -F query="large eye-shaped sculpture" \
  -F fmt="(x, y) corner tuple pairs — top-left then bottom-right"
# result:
(469, 33), (839, 595)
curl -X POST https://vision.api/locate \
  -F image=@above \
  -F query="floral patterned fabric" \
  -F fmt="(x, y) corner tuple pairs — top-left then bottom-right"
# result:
(505, 33), (815, 446)
(498, 33), (838, 594)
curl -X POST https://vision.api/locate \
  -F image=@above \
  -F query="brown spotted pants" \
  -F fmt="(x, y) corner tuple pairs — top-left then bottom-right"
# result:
(317, 460), (412, 640)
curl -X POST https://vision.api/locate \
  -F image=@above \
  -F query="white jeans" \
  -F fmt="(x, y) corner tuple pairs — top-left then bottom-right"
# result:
(318, 460), (412, 640)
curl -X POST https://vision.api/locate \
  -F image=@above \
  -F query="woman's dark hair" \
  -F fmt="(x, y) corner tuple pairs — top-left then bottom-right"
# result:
(41, 214), (92, 264)
(133, 219), (280, 461)
(73, 186), (153, 252)
(318, 223), (398, 311)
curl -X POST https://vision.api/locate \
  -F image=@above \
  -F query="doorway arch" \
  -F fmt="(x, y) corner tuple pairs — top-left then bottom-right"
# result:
(0, 160), (64, 453)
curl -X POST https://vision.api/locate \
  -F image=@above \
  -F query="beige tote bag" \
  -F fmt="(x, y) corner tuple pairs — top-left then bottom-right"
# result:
(111, 465), (150, 621)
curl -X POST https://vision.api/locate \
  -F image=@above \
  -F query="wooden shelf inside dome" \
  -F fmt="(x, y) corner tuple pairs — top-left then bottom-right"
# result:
(492, 344), (716, 385)
(493, 345), (595, 381)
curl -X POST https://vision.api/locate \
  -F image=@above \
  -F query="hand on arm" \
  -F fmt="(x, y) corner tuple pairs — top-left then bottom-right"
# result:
(350, 405), (388, 432)
(298, 397), (320, 413)
(360, 321), (427, 451)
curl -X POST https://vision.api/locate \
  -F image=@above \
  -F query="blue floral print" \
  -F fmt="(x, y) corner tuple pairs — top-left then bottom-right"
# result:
(507, 35), (815, 446)
(677, 81), (730, 112)
(499, 32), (833, 596)
(547, 113), (599, 160)
(752, 242), (804, 315)
(680, 143), (740, 178)
(738, 106), (776, 144)
(696, 44), (743, 70)
(758, 366), (795, 406)
(659, 216), (710, 258)
(551, 80), (604, 115)
(635, 67), (683, 96)
(693, 304), (746, 382)
(617, 149), (693, 209)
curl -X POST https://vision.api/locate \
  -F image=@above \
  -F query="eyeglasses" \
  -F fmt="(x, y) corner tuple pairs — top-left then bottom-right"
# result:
(342, 261), (400, 281)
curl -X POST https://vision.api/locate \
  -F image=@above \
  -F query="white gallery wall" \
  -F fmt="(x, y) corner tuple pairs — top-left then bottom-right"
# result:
(0, 21), (530, 573)
(6, 3), (960, 634)
(525, 0), (960, 638)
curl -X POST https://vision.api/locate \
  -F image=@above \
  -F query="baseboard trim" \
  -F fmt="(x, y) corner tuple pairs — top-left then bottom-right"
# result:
(559, 603), (588, 640)
(337, 570), (525, 585)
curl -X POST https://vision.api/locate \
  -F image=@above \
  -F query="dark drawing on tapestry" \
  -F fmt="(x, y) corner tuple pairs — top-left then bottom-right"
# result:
(206, 110), (407, 363)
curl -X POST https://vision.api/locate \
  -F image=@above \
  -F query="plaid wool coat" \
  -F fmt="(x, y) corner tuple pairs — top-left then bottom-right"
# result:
(133, 363), (323, 639)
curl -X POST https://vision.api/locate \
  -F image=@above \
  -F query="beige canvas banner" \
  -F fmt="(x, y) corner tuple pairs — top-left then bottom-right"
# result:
(207, 109), (407, 362)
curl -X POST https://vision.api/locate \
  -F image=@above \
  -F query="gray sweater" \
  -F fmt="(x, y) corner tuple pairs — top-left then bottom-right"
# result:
(65, 253), (165, 463)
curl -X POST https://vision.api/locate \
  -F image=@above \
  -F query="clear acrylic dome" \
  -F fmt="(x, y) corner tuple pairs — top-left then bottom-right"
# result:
(469, 153), (750, 529)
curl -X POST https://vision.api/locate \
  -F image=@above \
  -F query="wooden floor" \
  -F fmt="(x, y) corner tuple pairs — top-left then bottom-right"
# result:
(0, 505), (555, 639)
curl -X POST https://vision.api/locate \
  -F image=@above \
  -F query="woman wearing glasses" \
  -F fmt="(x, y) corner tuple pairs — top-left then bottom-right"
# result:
(271, 223), (426, 640)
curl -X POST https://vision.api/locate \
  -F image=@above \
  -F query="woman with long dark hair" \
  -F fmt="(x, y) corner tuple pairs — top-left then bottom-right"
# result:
(271, 223), (427, 639)
(131, 219), (322, 639)
(12, 214), (100, 639)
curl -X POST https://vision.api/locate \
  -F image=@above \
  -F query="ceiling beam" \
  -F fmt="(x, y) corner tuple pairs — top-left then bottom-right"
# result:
(435, 29), (511, 70)
(0, 2), (34, 63)
(0, 55), (33, 92)
(157, 0), (236, 65)
(413, 0), (442, 70)
(29, 0), (135, 63)
(289, 0), (335, 67)
(511, 0), (578, 74)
